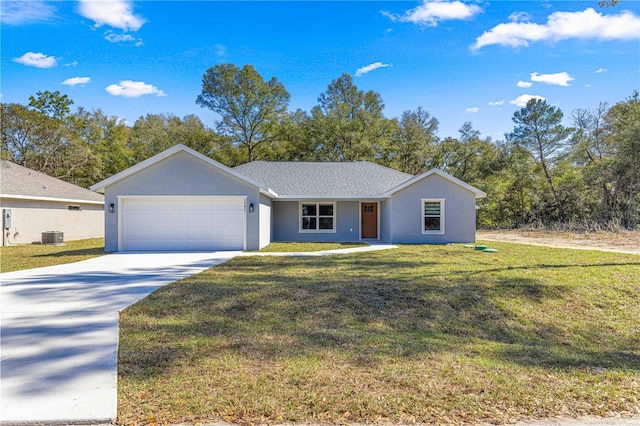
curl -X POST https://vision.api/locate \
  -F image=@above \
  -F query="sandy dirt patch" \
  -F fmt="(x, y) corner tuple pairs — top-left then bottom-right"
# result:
(477, 229), (640, 255)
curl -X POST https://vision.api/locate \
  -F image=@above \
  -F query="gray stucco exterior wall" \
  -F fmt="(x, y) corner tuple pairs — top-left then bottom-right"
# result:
(103, 151), (264, 251)
(379, 199), (392, 243)
(388, 173), (477, 244)
(258, 194), (271, 249)
(272, 200), (361, 242)
(0, 198), (103, 246)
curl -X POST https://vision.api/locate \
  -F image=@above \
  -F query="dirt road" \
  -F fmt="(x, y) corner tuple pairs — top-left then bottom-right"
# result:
(477, 229), (640, 255)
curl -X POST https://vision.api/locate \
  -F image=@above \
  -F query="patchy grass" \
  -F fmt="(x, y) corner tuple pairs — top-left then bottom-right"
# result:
(118, 242), (640, 425)
(478, 229), (640, 254)
(260, 242), (368, 252)
(0, 238), (105, 272)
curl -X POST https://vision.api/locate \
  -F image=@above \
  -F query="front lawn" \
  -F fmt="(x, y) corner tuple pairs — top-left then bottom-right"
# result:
(0, 238), (105, 272)
(118, 242), (640, 425)
(260, 241), (368, 252)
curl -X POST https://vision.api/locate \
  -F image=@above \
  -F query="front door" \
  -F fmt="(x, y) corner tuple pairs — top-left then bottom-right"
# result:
(361, 202), (378, 239)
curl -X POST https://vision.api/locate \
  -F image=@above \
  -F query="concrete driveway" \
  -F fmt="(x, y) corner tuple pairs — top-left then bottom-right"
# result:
(0, 251), (239, 425)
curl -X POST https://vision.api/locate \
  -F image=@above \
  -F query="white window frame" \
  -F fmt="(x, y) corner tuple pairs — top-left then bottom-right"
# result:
(421, 198), (445, 235)
(299, 201), (336, 233)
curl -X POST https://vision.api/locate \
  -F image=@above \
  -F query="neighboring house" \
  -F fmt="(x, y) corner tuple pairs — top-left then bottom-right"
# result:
(90, 144), (486, 252)
(0, 161), (105, 246)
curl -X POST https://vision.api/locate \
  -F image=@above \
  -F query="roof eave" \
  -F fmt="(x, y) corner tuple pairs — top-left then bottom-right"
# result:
(383, 169), (487, 199)
(275, 194), (387, 200)
(90, 144), (278, 198)
(260, 188), (279, 198)
(0, 194), (105, 205)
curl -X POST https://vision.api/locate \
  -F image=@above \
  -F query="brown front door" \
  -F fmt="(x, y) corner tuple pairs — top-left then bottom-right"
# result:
(361, 202), (378, 239)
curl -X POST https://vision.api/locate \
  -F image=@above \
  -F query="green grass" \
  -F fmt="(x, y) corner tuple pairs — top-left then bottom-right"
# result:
(260, 241), (368, 252)
(0, 238), (106, 272)
(118, 242), (640, 425)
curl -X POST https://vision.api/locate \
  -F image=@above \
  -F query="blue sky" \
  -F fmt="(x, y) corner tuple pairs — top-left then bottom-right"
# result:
(2, 0), (639, 140)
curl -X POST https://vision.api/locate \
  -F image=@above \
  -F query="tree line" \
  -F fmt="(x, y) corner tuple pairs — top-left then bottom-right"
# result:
(2, 64), (638, 229)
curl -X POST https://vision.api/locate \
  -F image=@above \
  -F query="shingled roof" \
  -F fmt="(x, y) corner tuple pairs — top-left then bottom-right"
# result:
(233, 161), (414, 198)
(0, 160), (104, 203)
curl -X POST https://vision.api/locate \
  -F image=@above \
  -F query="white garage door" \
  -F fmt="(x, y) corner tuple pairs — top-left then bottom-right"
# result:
(120, 197), (245, 251)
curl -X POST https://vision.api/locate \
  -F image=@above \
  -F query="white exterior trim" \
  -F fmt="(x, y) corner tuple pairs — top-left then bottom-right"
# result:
(91, 144), (277, 198)
(0, 194), (104, 205)
(358, 201), (380, 241)
(385, 169), (486, 199)
(117, 195), (247, 251)
(421, 198), (445, 235)
(277, 194), (387, 200)
(298, 201), (337, 234)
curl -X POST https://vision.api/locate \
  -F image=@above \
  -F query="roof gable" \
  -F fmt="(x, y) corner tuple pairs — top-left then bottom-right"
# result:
(90, 144), (277, 197)
(384, 168), (487, 199)
(233, 161), (413, 198)
(89, 145), (485, 201)
(0, 160), (104, 204)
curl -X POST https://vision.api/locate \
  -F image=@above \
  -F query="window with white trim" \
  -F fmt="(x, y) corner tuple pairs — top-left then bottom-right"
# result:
(300, 202), (335, 232)
(422, 199), (444, 234)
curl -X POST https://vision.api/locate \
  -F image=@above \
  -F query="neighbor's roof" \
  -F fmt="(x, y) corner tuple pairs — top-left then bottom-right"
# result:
(233, 161), (414, 198)
(0, 160), (104, 204)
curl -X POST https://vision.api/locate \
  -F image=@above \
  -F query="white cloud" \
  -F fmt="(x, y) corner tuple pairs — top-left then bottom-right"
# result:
(105, 31), (134, 43)
(509, 12), (532, 23)
(517, 80), (533, 88)
(530, 71), (574, 86)
(489, 100), (505, 106)
(466, 107), (479, 113)
(509, 94), (546, 107)
(14, 52), (57, 68)
(104, 30), (143, 46)
(65, 61), (79, 67)
(355, 62), (391, 77)
(215, 44), (227, 57)
(105, 80), (166, 98)
(585, 84), (593, 88)
(595, 67), (608, 74)
(62, 76), (91, 87)
(472, 8), (640, 50)
(1, 0), (56, 25)
(78, 0), (145, 32)
(384, 0), (482, 27)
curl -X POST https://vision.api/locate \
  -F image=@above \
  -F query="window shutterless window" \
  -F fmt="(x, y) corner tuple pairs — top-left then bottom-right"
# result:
(422, 199), (444, 234)
(300, 202), (335, 233)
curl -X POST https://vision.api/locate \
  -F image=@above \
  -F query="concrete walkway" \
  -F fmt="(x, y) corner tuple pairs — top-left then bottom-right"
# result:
(0, 251), (239, 425)
(0, 244), (396, 425)
(6, 243), (633, 426)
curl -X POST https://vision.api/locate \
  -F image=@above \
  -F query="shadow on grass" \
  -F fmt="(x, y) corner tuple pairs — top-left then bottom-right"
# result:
(33, 247), (106, 258)
(119, 249), (640, 382)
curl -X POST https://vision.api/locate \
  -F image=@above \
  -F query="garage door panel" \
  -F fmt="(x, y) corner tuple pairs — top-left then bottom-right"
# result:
(229, 226), (244, 238)
(121, 197), (245, 251)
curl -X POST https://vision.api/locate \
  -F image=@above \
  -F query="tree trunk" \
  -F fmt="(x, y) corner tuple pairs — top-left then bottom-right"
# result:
(539, 155), (565, 220)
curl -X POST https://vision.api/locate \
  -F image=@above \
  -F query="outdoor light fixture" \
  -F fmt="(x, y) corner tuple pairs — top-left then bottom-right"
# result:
(109, 203), (115, 213)
(249, 203), (254, 213)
